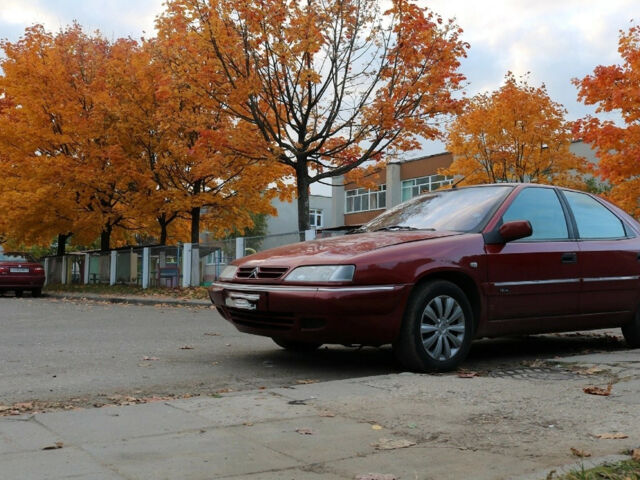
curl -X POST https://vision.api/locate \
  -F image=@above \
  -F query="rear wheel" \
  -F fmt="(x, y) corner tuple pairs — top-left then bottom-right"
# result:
(393, 280), (473, 372)
(14, 290), (23, 298)
(272, 338), (322, 352)
(32, 288), (42, 298)
(622, 309), (640, 348)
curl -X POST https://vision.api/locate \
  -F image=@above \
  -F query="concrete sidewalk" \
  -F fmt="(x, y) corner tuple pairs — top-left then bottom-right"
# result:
(1, 350), (639, 480)
(44, 291), (211, 308)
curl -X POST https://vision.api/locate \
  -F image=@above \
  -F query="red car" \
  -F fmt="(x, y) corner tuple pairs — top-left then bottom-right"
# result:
(0, 252), (45, 297)
(209, 184), (640, 371)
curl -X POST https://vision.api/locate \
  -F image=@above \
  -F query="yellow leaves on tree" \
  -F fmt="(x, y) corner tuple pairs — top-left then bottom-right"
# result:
(573, 24), (640, 216)
(443, 72), (587, 188)
(158, 0), (468, 231)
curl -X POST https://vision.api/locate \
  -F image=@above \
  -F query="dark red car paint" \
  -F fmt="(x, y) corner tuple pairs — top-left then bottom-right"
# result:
(209, 184), (640, 346)
(0, 253), (45, 293)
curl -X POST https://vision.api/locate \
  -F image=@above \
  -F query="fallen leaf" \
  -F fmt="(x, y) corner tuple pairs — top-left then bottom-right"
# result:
(42, 442), (64, 450)
(371, 425), (383, 430)
(203, 332), (220, 336)
(319, 411), (336, 417)
(142, 356), (159, 361)
(296, 428), (313, 435)
(583, 384), (613, 396)
(570, 447), (591, 458)
(576, 366), (605, 375)
(355, 474), (397, 480)
(296, 379), (318, 385)
(179, 345), (194, 350)
(632, 449), (640, 461)
(371, 438), (416, 450)
(243, 422), (254, 426)
(594, 432), (628, 439)
(457, 371), (478, 378)
(0, 405), (11, 413)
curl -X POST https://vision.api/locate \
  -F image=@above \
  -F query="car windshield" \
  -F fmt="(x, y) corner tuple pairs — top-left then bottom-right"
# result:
(362, 185), (513, 233)
(0, 252), (36, 262)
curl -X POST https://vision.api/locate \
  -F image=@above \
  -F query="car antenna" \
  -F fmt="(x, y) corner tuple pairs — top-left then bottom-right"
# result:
(451, 176), (466, 189)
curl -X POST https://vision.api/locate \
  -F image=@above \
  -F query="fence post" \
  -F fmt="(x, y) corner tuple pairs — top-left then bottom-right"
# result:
(235, 237), (245, 260)
(83, 254), (90, 285)
(44, 257), (49, 286)
(110, 251), (117, 286)
(191, 244), (200, 287)
(61, 256), (67, 284)
(142, 247), (150, 289)
(304, 229), (316, 241)
(182, 243), (192, 288)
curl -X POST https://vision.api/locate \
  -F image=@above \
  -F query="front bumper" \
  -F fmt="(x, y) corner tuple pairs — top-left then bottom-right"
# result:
(208, 282), (412, 345)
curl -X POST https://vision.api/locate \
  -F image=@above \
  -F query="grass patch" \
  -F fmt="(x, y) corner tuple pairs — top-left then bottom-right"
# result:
(43, 283), (210, 300)
(550, 459), (640, 480)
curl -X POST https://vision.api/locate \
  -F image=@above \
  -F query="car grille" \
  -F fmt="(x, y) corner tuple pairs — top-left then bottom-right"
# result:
(227, 308), (294, 331)
(236, 267), (288, 279)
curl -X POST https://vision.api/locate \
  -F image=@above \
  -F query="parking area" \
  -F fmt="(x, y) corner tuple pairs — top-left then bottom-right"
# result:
(1, 296), (639, 479)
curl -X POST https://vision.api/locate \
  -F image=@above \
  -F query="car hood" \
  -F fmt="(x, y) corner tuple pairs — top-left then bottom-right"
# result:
(239, 230), (460, 266)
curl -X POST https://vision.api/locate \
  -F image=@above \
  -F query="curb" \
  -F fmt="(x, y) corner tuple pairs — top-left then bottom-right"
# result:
(43, 292), (212, 308)
(512, 454), (632, 480)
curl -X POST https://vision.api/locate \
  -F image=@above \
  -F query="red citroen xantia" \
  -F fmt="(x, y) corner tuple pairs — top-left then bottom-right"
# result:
(0, 252), (45, 297)
(209, 184), (640, 371)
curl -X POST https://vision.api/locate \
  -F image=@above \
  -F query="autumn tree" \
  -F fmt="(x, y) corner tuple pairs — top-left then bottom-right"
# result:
(158, 0), (468, 231)
(0, 24), (142, 252)
(443, 73), (587, 187)
(573, 24), (640, 215)
(151, 29), (290, 244)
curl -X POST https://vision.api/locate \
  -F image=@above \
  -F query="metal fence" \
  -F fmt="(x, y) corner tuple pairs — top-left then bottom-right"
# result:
(44, 229), (337, 288)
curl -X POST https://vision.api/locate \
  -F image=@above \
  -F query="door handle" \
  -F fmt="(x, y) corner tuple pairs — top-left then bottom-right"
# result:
(561, 252), (577, 264)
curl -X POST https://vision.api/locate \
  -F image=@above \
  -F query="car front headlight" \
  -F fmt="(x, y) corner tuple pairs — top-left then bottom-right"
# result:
(284, 265), (355, 283)
(219, 265), (238, 281)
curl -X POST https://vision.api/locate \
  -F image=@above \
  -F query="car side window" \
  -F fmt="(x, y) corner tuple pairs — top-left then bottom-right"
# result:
(502, 187), (569, 240)
(564, 191), (626, 239)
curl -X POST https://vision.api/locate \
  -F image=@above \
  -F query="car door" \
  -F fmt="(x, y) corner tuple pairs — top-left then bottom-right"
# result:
(562, 190), (640, 317)
(484, 186), (581, 331)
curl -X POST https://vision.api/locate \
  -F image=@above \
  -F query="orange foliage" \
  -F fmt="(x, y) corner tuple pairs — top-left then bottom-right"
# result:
(443, 73), (587, 188)
(157, 0), (468, 230)
(573, 25), (640, 216)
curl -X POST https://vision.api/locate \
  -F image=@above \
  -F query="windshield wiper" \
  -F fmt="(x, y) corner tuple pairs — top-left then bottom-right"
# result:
(374, 225), (435, 232)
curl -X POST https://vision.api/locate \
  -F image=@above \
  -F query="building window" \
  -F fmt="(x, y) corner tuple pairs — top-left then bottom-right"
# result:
(309, 209), (323, 228)
(401, 174), (453, 202)
(345, 185), (386, 213)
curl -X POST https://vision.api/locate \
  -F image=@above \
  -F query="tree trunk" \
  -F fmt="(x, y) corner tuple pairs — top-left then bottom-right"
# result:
(100, 226), (111, 252)
(296, 162), (310, 233)
(56, 233), (69, 257)
(157, 214), (168, 245)
(159, 224), (167, 246)
(190, 206), (200, 244)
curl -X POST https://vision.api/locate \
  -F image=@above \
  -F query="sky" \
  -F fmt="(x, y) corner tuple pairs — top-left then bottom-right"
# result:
(0, 0), (635, 158)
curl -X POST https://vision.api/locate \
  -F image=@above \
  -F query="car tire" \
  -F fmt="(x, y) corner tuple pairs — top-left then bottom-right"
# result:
(14, 290), (23, 298)
(393, 280), (474, 372)
(622, 309), (640, 348)
(32, 288), (42, 298)
(272, 338), (322, 352)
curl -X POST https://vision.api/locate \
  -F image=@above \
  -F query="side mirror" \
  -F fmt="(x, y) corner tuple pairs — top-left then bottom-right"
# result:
(484, 220), (533, 245)
(498, 220), (533, 243)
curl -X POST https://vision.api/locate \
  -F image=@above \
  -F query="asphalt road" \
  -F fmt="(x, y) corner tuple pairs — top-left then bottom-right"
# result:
(0, 296), (628, 406)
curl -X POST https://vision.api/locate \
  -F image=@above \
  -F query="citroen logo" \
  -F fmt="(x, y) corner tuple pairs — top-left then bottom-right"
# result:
(248, 268), (259, 279)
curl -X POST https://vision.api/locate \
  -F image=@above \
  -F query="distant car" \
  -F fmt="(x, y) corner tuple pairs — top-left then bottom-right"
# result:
(0, 252), (45, 297)
(209, 184), (640, 371)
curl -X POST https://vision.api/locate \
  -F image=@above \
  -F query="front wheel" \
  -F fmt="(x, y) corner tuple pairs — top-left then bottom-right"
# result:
(272, 338), (322, 352)
(14, 290), (23, 298)
(393, 280), (473, 372)
(622, 309), (640, 348)
(32, 288), (42, 298)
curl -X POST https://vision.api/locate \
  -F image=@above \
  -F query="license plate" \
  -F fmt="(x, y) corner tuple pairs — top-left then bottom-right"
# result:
(225, 292), (260, 310)
(10, 268), (29, 273)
